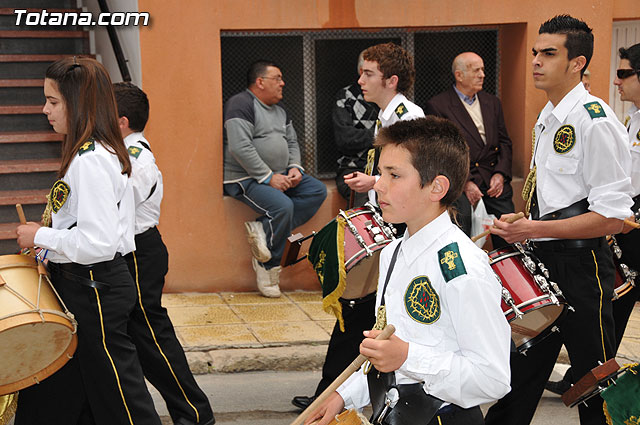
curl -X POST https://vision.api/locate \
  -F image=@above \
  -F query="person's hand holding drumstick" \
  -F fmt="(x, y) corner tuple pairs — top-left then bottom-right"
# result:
(343, 171), (376, 193)
(479, 212), (526, 244)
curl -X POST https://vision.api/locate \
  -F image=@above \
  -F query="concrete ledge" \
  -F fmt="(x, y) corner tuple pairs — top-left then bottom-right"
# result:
(187, 344), (328, 374)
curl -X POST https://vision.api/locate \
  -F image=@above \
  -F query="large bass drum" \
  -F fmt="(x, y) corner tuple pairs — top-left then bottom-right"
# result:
(0, 254), (77, 395)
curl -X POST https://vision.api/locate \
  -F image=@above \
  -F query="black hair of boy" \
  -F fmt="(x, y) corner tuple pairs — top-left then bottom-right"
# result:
(246, 60), (279, 87)
(113, 82), (149, 132)
(375, 116), (469, 206)
(538, 14), (594, 77)
(619, 43), (640, 79)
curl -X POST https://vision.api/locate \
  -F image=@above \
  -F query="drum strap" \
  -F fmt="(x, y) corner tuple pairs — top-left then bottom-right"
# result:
(380, 242), (402, 308)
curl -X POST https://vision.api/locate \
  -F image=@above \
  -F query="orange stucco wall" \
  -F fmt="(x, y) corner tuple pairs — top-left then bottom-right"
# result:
(137, 0), (640, 293)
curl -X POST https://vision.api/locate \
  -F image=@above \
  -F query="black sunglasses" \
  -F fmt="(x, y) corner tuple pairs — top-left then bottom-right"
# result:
(617, 68), (639, 79)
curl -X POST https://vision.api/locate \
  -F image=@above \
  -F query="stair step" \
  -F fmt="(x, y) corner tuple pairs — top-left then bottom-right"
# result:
(0, 53), (92, 62)
(0, 8), (80, 15)
(0, 30), (87, 39)
(0, 189), (48, 205)
(0, 79), (42, 87)
(0, 131), (62, 143)
(0, 105), (42, 114)
(0, 222), (17, 240)
(0, 158), (60, 174)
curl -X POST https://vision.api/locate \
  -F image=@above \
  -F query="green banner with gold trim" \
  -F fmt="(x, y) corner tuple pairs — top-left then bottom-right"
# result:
(308, 216), (347, 331)
(602, 363), (640, 425)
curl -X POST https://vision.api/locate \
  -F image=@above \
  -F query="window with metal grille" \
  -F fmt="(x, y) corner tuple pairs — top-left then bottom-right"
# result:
(221, 28), (498, 178)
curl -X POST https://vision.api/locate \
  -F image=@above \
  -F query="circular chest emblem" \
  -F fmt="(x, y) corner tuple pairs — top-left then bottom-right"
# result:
(553, 125), (576, 154)
(404, 276), (440, 324)
(49, 180), (71, 213)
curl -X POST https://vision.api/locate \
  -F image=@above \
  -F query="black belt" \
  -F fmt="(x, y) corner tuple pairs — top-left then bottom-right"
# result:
(532, 237), (606, 251)
(48, 253), (123, 291)
(537, 198), (589, 221)
(134, 225), (159, 241)
(339, 291), (376, 306)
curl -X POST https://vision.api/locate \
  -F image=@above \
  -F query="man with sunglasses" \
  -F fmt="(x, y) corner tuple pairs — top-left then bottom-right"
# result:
(611, 42), (640, 351)
(223, 60), (327, 297)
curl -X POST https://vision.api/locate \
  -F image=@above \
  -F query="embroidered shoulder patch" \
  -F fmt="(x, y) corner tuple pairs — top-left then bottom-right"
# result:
(584, 101), (606, 119)
(553, 125), (576, 154)
(128, 146), (142, 158)
(49, 180), (70, 213)
(438, 242), (467, 282)
(395, 103), (407, 118)
(636, 129), (640, 142)
(78, 140), (95, 156)
(404, 275), (440, 324)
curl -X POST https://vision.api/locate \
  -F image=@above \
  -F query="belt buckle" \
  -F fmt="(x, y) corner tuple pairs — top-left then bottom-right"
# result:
(374, 387), (399, 424)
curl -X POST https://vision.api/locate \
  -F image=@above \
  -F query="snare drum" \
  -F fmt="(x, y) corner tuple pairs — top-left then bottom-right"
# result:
(0, 254), (77, 395)
(488, 243), (567, 353)
(607, 235), (637, 300)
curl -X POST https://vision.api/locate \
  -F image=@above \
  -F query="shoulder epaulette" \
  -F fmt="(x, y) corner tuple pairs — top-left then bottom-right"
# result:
(78, 139), (95, 156)
(438, 242), (467, 282)
(395, 103), (408, 118)
(128, 146), (142, 158)
(584, 101), (606, 119)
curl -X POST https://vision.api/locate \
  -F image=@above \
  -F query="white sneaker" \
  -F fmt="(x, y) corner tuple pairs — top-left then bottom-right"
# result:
(244, 221), (272, 263)
(252, 258), (281, 298)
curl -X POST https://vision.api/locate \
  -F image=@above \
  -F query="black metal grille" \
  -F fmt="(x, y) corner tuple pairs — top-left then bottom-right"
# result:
(221, 27), (498, 178)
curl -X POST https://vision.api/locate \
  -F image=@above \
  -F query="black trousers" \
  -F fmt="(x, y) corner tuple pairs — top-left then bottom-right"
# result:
(612, 230), (640, 348)
(125, 227), (214, 425)
(454, 182), (514, 249)
(313, 293), (377, 397)
(427, 406), (484, 425)
(16, 256), (161, 425)
(485, 242), (615, 425)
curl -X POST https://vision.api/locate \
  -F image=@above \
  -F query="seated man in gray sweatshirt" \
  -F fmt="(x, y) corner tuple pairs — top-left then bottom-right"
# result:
(223, 60), (327, 297)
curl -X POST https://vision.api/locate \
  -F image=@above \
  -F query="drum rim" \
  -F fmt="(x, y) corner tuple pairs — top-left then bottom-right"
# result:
(510, 304), (567, 353)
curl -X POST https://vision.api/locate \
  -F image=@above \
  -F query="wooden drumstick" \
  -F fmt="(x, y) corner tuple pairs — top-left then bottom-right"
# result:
(16, 204), (36, 257)
(290, 324), (396, 425)
(470, 212), (525, 243)
(624, 218), (640, 229)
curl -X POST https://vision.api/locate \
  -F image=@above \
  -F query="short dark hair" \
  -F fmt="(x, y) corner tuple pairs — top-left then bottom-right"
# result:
(113, 82), (149, 132)
(247, 60), (279, 87)
(363, 43), (415, 94)
(539, 15), (593, 77)
(619, 43), (640, 81)
(374, 117), (469, 207)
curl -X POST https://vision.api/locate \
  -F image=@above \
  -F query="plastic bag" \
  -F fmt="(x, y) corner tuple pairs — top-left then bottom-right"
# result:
(471, 198), (496, 248)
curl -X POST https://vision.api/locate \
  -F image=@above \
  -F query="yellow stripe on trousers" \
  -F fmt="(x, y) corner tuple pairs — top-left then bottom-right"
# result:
(591, 250), (608, 362)
(92, 270), (134, 425)
(132, 252), (200, 422)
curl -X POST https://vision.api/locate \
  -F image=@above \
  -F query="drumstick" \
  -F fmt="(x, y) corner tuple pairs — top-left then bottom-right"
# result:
(16, 204), (36, 257)
(16, 203), (27, 225)
(290, 324), (396, 425)
(470, 212), (525, 243)
(624, 218), (640, 229)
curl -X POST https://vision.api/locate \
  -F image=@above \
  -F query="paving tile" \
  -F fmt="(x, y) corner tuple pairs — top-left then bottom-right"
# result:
(162, 293), (224, 307)
(296, 302), (334, 321)
(231, 303), (308, 323)
(285, 291), (323, 303)
(220, 292), (293, 305)
(316, 320), (337, 334)
(250, 321), (330, 344)
(175, 324), (259, 348)
(167, 305), (241, 326)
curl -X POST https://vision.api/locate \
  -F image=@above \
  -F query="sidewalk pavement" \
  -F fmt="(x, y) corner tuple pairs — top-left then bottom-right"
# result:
(164, 291), (640, 375)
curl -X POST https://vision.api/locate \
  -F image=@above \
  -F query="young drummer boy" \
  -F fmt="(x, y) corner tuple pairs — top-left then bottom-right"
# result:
(113, 82), (215, 425)
(305, 117), (512, 425)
